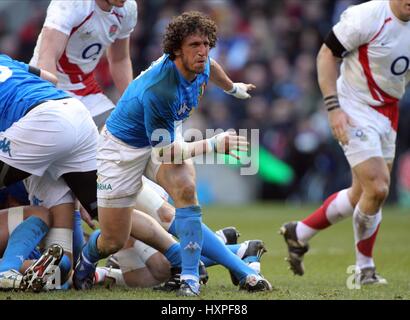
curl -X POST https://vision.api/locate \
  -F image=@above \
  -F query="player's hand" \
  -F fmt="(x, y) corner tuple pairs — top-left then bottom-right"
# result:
(328, 108), (354, 145)
(80, 206), (97, 230)
(212, 131), (249, 160)
(224, 83), (256, 99)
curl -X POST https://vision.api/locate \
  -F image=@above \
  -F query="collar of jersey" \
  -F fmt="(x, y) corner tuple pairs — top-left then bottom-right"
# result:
(172, 61), (198, 87)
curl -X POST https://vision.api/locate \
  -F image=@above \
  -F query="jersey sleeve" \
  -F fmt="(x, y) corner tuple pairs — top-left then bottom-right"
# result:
(117, 0), (138, 39)
(43, 0), (86, 35)
(143, 92), (178, 147)
(332, 5), (377, 52)
(14, 59), (30, 73)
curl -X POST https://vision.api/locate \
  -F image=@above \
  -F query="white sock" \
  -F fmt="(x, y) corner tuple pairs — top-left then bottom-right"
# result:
(326, 189), (354, 224)
(106, 268), (127, 286)
(95, 267), (109, 284)
(296, 189), (354, 243)
(353, 207), (382, 269)
(296, 223), (317, 244)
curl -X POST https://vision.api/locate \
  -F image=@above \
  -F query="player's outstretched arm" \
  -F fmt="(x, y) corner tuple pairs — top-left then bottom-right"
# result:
(152, 131), (248, 163)
(209, 58), (255, 99)
(317, 44), (353, 146)
(107, 38), (133, 95)
(36, 27), (69, 78)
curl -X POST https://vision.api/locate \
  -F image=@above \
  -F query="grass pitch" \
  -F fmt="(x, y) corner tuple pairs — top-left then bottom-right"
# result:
(1, 203), (409, 300)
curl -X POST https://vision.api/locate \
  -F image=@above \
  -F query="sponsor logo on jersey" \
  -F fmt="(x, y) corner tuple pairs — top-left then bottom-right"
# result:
(109, 25), (119, 37)
(80, 31), (93, 41)
(177, 103), (190, 116)
(0, 138), (11, 157)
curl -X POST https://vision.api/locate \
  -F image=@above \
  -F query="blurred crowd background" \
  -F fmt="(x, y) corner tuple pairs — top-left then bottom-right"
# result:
(1, 0), (410, 206)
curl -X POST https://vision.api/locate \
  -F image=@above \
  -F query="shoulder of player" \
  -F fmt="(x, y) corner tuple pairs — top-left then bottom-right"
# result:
(121, 0), (138, 21)
(49, 0), (93, 19)
(124, 0), (137, 12)
(143, 78), (180, 107)
(344, 1), (388, 25)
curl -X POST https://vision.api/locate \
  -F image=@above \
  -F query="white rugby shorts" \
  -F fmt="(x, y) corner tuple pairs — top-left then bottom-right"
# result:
(97, 127), (160, 208)
(24, 172), (74, 209)
(0, 98), (98, 180)
(70, 92), (115, 119)
(339, 96), (396, 168)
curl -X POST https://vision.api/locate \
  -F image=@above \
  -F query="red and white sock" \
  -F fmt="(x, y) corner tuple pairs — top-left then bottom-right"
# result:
(353, 207), (382, 270)
(296, 189), (353, 243)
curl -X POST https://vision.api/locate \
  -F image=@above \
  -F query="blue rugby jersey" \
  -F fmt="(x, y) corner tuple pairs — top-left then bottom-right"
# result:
(106, 54), (210, 147)
(0, 54), (69, 131)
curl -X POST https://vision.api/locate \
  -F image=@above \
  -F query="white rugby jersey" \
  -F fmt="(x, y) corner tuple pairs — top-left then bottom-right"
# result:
(31, 0), (137, 96)
(334, 0), (410, 129)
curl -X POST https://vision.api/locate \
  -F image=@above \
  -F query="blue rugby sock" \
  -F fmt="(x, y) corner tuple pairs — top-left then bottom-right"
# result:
(170, 220), (257, 280)
(72, 210), (85, 264)
(163, 243), (181, 268)
(58, 254), (72, 285)
(200, 224), (257, 280)
(174, 206), (203, 280)
(201, 244), (242, 267)
(82, 229), (103, 264)
(0, 216), (49, 272)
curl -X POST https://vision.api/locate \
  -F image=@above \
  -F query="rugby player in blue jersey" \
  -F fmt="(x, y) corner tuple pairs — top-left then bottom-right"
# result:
(74, 11), (272, 296)
(0, 53), (100, 289)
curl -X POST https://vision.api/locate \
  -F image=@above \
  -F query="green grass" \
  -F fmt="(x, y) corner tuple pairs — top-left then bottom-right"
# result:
(1, 203), (409, 300)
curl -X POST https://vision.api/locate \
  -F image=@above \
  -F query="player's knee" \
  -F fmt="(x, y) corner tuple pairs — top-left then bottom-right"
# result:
(176, 183), (197, 203)
(101, 237), (126, 255)
(372, 184), (390, 202)
(24, 206), (51, 227)
(368, 179), (390, 202)
(157, 204), (175, 223)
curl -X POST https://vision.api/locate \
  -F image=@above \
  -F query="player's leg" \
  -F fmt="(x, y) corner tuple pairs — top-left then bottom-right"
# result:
(24, 173), (76, 286)
(137, 177), (270, 291)
(154, 161), (204, 296)
(0, 206), (50, 290)
(72, 127), (150, 290)
(280, 171), (362, 276)
(101, 239), (171, 288)
(351, 159), (390, 285)
(348, 103), (396, 284)
(130, 209), (181, 270)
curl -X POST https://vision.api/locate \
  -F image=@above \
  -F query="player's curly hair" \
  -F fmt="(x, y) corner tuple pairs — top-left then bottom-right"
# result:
(163, 11), (217, 60)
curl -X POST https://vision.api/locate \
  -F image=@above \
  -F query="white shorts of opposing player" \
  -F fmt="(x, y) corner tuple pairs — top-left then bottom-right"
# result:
(339, 95), (396, 167)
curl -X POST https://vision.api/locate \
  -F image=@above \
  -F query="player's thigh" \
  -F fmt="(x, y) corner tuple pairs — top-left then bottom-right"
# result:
(98, 206), (133, 243)
(0, 208), (9, 255)
(145, 252), (171, 282)
(352, 157), (390, 191)
(123, 267), (162, 288)
(154, 160), (197, 197)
